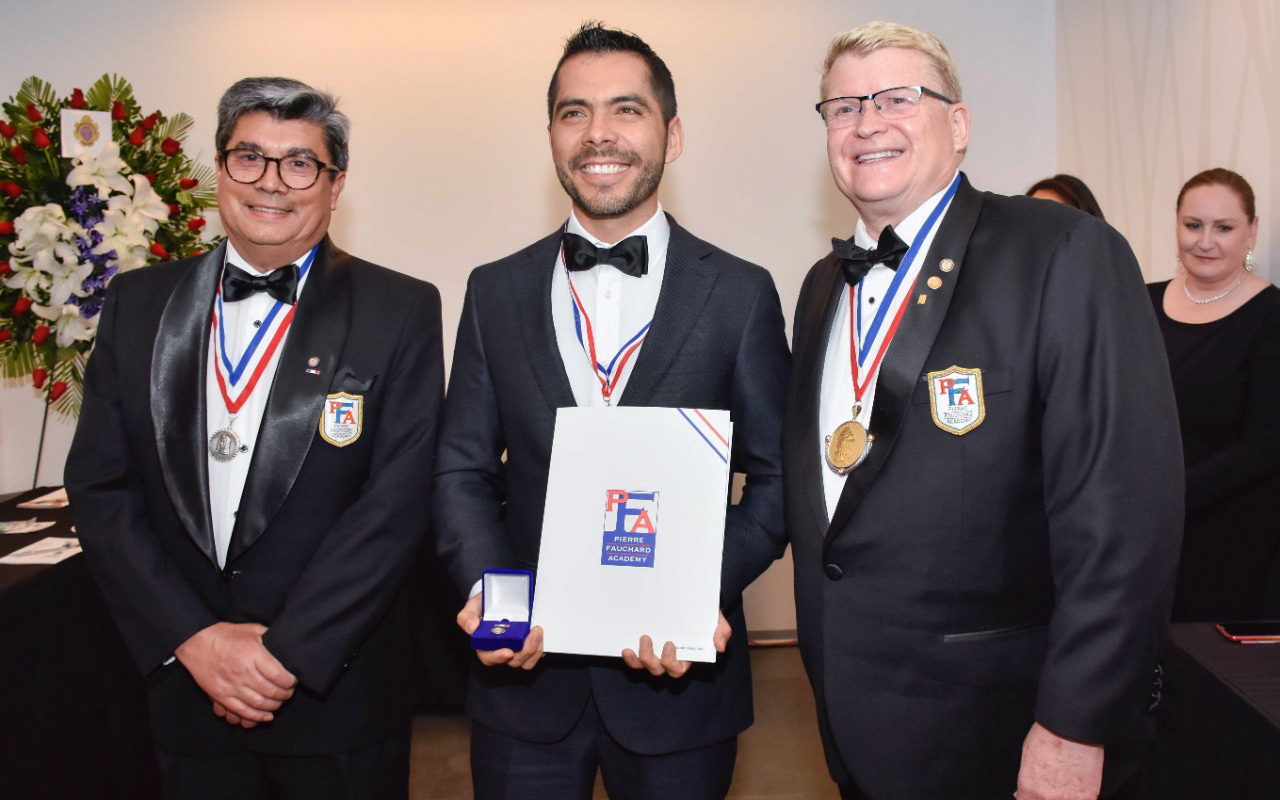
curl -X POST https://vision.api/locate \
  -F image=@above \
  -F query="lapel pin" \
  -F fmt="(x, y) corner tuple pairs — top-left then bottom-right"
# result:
(305, 356), (321, 376)
(927, 276), (943, 290)
(939, 258), (955, 272)
(917, 294), (928, 305)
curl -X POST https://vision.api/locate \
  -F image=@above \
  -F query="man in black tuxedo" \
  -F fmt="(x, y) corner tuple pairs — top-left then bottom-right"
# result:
(785, 21), (1183, 800)
(433, 22), (789, 800)
(65, 78), (443, 799)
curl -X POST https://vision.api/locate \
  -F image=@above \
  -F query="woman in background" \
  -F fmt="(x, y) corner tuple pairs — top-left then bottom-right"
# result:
(1026, 173), (1106, 219)
(1149, 168), (1280, 621)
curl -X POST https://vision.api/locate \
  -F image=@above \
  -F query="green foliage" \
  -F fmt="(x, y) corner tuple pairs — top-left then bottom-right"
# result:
(85, 73), (135, 111)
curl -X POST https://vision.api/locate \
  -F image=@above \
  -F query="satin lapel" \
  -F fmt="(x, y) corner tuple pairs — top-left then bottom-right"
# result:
(151, 245), (225, 565)
(228, 238), (350, 562)
(619, 219), (716, 406)
(826, 177), (984, 545)
(510, 230), (576, 410)
(794, 255), (846, 536)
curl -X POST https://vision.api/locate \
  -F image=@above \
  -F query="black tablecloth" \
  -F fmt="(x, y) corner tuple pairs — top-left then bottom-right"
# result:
(1149, 623), (1280, 799)
(0, 486), (161, 800)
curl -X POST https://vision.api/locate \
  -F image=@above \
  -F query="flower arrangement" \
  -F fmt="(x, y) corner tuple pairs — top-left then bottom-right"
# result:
(0, 74), (219, 419)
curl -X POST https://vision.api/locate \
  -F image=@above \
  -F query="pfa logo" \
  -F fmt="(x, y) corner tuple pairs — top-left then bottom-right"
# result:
(927, 366), (985, 435)
(319, 391), (363, 447)
(601, 490), (659, 568)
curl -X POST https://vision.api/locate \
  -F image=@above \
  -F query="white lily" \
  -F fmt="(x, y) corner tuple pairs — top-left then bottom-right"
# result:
(4, 259), (50, 296)
(11, 204), (77, 257)
(35, 245), (94, 306)
(66, 141), (133, 197)
(91, 206), (149, 261)
(114, 244), (150, 272)
(32, 302), (96, 347)
(107, 174), (169, 236)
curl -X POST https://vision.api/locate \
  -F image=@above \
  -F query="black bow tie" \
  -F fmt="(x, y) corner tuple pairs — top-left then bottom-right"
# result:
(221, 263), (300, 304)
(832, 225), (911, 285)
(562, 232), (648, 277)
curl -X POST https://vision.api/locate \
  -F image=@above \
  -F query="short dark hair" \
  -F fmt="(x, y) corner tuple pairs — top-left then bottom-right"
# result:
(1177, 168), (1256, 220)
(547, 21), (677, 124)
(1026, 174), (1105, 220)
(216, 77), (350, 172)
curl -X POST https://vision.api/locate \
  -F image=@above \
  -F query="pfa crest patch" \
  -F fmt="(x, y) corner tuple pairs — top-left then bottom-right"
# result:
(319, 392), (363, 447)
(927, 366), (985, 435)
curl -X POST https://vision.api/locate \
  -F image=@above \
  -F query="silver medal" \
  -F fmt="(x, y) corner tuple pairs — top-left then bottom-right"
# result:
(209, 427), (242, 462)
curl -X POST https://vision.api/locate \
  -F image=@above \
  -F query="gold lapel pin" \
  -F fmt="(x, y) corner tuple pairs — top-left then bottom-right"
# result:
(917, 294), (928, 305)
(927, 276), (943, 290)
(939, 258), (955, 272)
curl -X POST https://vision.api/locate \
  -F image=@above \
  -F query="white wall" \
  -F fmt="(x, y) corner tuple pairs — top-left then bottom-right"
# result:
(1056, 0), (1277, 282)
(0, 0), (1057, 631)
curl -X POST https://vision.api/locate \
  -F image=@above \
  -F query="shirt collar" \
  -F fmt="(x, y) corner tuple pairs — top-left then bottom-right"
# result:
(224, 240), (315, 274)
(853, 171), (960, 250)
(566, 203), (670, 254)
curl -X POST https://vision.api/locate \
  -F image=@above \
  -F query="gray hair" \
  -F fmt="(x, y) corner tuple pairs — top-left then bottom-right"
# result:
(215, 77), (351, 171)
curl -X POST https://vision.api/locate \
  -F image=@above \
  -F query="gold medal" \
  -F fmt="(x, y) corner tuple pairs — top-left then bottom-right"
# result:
(824, 404), (873, 475)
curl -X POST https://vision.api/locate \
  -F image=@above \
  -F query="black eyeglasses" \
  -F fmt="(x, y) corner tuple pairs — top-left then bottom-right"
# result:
(815, 86), (954, 130)
(220, 148), (340, 190)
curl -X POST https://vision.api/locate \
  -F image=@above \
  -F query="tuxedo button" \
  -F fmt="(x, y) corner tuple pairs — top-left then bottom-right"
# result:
(824, 563), (843, 581)
(221, 568), (241, 581)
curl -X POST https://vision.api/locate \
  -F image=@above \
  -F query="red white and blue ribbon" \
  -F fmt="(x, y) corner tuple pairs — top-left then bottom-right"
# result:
(211, 245), (318, 413)
(561, 233), (653, 405)
(849, 173), (960, 400)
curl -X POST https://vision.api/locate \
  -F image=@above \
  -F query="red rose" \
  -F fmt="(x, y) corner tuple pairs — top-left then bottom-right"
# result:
(150, 243), (169, 260)
(24, 104), (41, 122)
(32, 368), (47, 389)
(161, 137), (181, 156)
(145, 173), (156, 185)
(70, 88), (86, 109)
(50, 381), (67, 401)
(0, 121), (14, 138)
(1, 183), (18, 199)
(32, 324), (50, 345)
(13, 296), (31, 314)
(179, 178), (198, 190)
(0, 220), (14, 235)
(0, 260), (10, 274)
(111, 100), (125, 120)
(128, 126), (145, 147)
(0, 329), (10, 342)
(142, 113), (158, 131)
(10, 145), (26, 165)
(192, 250), (204, 257)
(168, 203), (180, 216)
(32, 129), (51, 150)
(188, 218), (206, 232)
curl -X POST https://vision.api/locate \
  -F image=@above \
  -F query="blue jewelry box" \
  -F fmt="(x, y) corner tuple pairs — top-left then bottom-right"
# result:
(471, 569), (534, 651)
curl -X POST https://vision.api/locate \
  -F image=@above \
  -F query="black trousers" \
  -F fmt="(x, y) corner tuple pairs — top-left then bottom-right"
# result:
(155, 729), (410, 800)
(470, 694), (737, 800)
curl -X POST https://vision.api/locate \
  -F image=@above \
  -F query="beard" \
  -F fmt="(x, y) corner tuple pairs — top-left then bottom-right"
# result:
(555, 145), (665, 219)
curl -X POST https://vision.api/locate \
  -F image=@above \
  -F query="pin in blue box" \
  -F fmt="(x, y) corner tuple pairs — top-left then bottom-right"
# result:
(471, 569), (534, 651)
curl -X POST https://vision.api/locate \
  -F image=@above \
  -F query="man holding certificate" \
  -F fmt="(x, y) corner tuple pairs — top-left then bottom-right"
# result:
(784, 21), (1183, 800)
(433, 21), (789, 800)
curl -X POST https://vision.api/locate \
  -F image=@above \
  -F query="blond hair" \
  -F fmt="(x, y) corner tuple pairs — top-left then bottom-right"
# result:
(820, 21), (962, 102)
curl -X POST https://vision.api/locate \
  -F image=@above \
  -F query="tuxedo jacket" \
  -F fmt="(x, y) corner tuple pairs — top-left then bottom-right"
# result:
(432, 218), (789, 754)
(784, 176), (1184, 798)
(65, 238), (444, 756)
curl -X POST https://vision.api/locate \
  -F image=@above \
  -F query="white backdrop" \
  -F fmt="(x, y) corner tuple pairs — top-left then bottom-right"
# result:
(0, 0), (1059, 632)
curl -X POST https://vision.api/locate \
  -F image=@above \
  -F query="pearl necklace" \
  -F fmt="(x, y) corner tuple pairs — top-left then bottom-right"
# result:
(1183, 272), (1246, 304)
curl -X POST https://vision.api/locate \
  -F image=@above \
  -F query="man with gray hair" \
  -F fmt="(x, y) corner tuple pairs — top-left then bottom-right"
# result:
(783, 21), (1182, 800)
(67, 77), (443, 798)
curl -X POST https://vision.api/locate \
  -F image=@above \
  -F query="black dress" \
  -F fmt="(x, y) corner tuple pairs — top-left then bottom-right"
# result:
(1149, 281), (1280, 621)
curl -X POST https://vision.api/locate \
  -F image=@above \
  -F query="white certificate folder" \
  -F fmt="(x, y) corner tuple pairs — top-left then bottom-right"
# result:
(533, 407), (733, 662)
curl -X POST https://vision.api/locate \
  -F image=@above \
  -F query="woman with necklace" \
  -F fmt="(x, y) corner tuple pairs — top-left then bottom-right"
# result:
(1149, 168), (1280, 621)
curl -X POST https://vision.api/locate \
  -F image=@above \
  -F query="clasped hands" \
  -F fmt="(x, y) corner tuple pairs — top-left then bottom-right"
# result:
(175, 621), (297, 729)
(456, 593), (730, 678)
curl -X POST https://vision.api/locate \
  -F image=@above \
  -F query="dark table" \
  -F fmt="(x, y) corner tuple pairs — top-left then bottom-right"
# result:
(0, 486), (161, 800)
(1148, 622), (1280, 799)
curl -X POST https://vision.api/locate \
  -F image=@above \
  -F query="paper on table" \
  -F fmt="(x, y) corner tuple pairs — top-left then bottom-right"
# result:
(17, 487), (69, 508)
(0, 519), (58, 534)
(0, 536), (81, 564)
(533, 407), (732, 662)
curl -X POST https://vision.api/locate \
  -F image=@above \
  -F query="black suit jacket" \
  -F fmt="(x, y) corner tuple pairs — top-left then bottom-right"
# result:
(65, 238), (444, 756)
(784, 176), (1184, 798)
(433, 218), (789, 754)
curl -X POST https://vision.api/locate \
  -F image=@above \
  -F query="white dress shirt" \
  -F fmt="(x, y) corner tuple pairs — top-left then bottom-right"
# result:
(819, 175), (958, 519)
(206, 241), (314, 567)
(551, 205), (671, 407)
